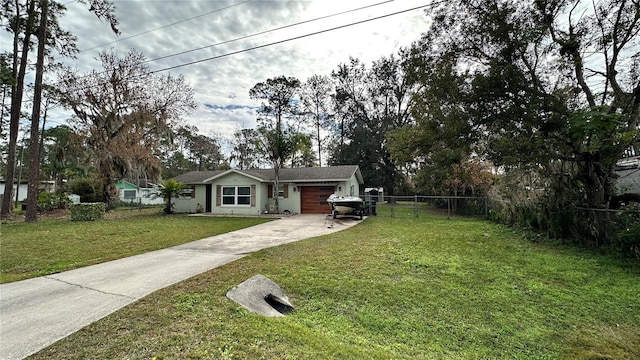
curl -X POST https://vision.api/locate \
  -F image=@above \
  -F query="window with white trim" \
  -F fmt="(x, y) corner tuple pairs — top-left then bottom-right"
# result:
(123, 190), (136, 199)
(222, 186), (251, 206)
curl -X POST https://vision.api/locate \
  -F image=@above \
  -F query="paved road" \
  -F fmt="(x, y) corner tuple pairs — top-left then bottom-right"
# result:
(0, 214), (359, 360)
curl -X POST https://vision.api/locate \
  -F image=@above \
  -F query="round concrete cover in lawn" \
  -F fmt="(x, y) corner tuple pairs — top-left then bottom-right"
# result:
(226, 274), (294, 317)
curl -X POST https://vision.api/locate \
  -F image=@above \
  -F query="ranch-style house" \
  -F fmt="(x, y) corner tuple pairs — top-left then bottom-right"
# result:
(171, 165), (363, 215)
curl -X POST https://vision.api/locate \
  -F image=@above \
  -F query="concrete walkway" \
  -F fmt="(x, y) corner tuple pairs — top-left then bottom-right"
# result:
(0, 214), (360, 360)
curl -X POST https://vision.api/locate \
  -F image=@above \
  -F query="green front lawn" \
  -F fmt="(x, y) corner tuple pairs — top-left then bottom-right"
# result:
(28, 214), (640, 359)
(0, 211), (272, 283)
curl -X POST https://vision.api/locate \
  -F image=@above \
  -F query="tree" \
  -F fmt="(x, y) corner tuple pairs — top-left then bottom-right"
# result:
(24, 0), (48, 222)
(398, 0), (639, 244)
(155, 179), (185, 214)
(40, 125), (86, 190)
(59, 49), (196, 210)
(0, 0), (118, 218)
(2, 0), (37, 218)
(329, 55), (412, 194)
(300, 74), (332, 166)
(388, 51), (475, 194)
(289, 132), (317, 167)
(330, 57), (368, 147)
(159, 125), (224, 177)
(190, 133), (224, 171)
(0, 54), (14, 140)
(249, 75), (301, 212)
(229, 127), (260, 170)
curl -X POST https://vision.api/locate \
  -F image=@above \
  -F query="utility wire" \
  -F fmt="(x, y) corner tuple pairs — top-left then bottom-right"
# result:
(57, 0), (394, 87)
(144, 0), (394, 64)
(79, 0), (253, 53)
(56, 2), (435, 99)
(150, 3), (431, 74)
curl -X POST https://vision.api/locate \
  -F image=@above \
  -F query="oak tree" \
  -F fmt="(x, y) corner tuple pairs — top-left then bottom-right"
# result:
(59, 49), (196, 209)
(394, 0), (639, 243)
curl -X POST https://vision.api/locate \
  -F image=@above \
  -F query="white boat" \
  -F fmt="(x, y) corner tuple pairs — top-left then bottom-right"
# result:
(327, 194), (365, 219)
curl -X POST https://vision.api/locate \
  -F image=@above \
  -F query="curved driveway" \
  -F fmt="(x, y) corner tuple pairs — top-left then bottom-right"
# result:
(0, 214), (360, 360)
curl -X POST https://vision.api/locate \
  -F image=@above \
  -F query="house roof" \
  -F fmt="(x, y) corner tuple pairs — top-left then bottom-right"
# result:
(173, 170), (225, 184)
(115, 179), (160, 189)
(172, 165), (363, 184)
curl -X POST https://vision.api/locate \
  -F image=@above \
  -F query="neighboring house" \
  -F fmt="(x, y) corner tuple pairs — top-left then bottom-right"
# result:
(115, 180), (164, 205)
(615, 156), (640, 195)
(0, 181), (56, 202)
(172, 165), (364, 215)
(0, 182), (28, 202)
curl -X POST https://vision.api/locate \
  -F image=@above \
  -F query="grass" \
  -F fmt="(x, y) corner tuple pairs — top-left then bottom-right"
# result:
(26, 213), (639, 359)
(0, 209), (272, 283)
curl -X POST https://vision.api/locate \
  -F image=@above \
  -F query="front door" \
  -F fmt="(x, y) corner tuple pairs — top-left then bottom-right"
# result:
(205, 184), (212, 212)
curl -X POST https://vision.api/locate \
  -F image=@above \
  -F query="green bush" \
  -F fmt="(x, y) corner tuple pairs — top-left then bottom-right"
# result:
(612, 205), (640, 259)
(69, 178), (104, 203)
(37, 192), (71, 212)
(69, 203), (105, 221)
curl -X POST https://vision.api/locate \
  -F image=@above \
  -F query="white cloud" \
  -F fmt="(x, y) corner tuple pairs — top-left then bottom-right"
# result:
(10, 0), (429, 153)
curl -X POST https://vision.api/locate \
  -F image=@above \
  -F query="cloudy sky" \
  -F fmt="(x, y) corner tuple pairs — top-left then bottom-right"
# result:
(48, 0), (429, 144)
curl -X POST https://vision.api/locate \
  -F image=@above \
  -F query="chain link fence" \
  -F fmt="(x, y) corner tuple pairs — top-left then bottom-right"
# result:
(366, 195), (488, 218)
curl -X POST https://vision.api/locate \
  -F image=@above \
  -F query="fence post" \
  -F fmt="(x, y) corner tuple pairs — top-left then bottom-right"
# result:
(391, 196), (395, 218)
(447, 197), (451, 219)
(414, 194), (418, 218)
(484, 197), (488, 219)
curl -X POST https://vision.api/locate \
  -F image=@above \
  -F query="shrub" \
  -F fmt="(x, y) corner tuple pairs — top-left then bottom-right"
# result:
(37, 192), (58, 211)
(69, 178), (104, 203)
(37, 192), (71, 211)
(69, 203), (105, 221)
(612, 205), (640, 259)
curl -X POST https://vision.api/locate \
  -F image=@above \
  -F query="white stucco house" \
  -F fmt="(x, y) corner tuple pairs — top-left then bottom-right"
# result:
(615, 156), (640, 195)
(115, 179), (164, 205)
(171, 165), (364, 215)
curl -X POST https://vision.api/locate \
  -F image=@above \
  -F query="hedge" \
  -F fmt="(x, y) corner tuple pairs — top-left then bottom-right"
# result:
(69, 203), (105, 221)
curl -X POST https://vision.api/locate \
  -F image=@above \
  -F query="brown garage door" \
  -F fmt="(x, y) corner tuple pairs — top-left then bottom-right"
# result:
(300, 186), (335, 214)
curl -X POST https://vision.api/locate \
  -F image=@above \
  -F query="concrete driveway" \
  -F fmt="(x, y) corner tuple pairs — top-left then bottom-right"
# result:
(0, 214), (361, 360)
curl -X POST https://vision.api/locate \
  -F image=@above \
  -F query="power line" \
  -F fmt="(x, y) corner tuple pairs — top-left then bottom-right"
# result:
(54, 0), (395, 89)
(79, 0), (253, 53)
(58, 2), (427, 95)
(150, 3), (432, 74)
(144, 0), (395, 64)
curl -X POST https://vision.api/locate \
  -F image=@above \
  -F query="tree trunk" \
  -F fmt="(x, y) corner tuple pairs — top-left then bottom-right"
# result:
(273, 167), (280, 213)
(103, 176), (115, 211)
(578, 158), (615, 244)
(1, 0), (35, 218)
(25, 0), (48, 222)
(317, 114), (321, 167)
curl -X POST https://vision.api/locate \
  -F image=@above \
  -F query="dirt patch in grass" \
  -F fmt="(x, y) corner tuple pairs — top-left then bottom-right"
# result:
(566, 324), (640, 359)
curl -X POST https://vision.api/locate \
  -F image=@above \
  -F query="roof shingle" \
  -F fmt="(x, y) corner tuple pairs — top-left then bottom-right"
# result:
(171, 166), (361, 184)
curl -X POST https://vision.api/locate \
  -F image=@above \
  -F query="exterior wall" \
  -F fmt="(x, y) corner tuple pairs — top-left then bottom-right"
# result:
(332, 175), (360, 197)
(212, 172), (264, 215)
(171, 168), (363, 215)
(137, 189), (165, 205)
(116, 181), (164, 205)
(173, 184), (208, 213)
(616, 168), (640, 195)
(0, 183), (28, 202)
(0, 182), (56, 202)
(265, 182), (301, 214)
